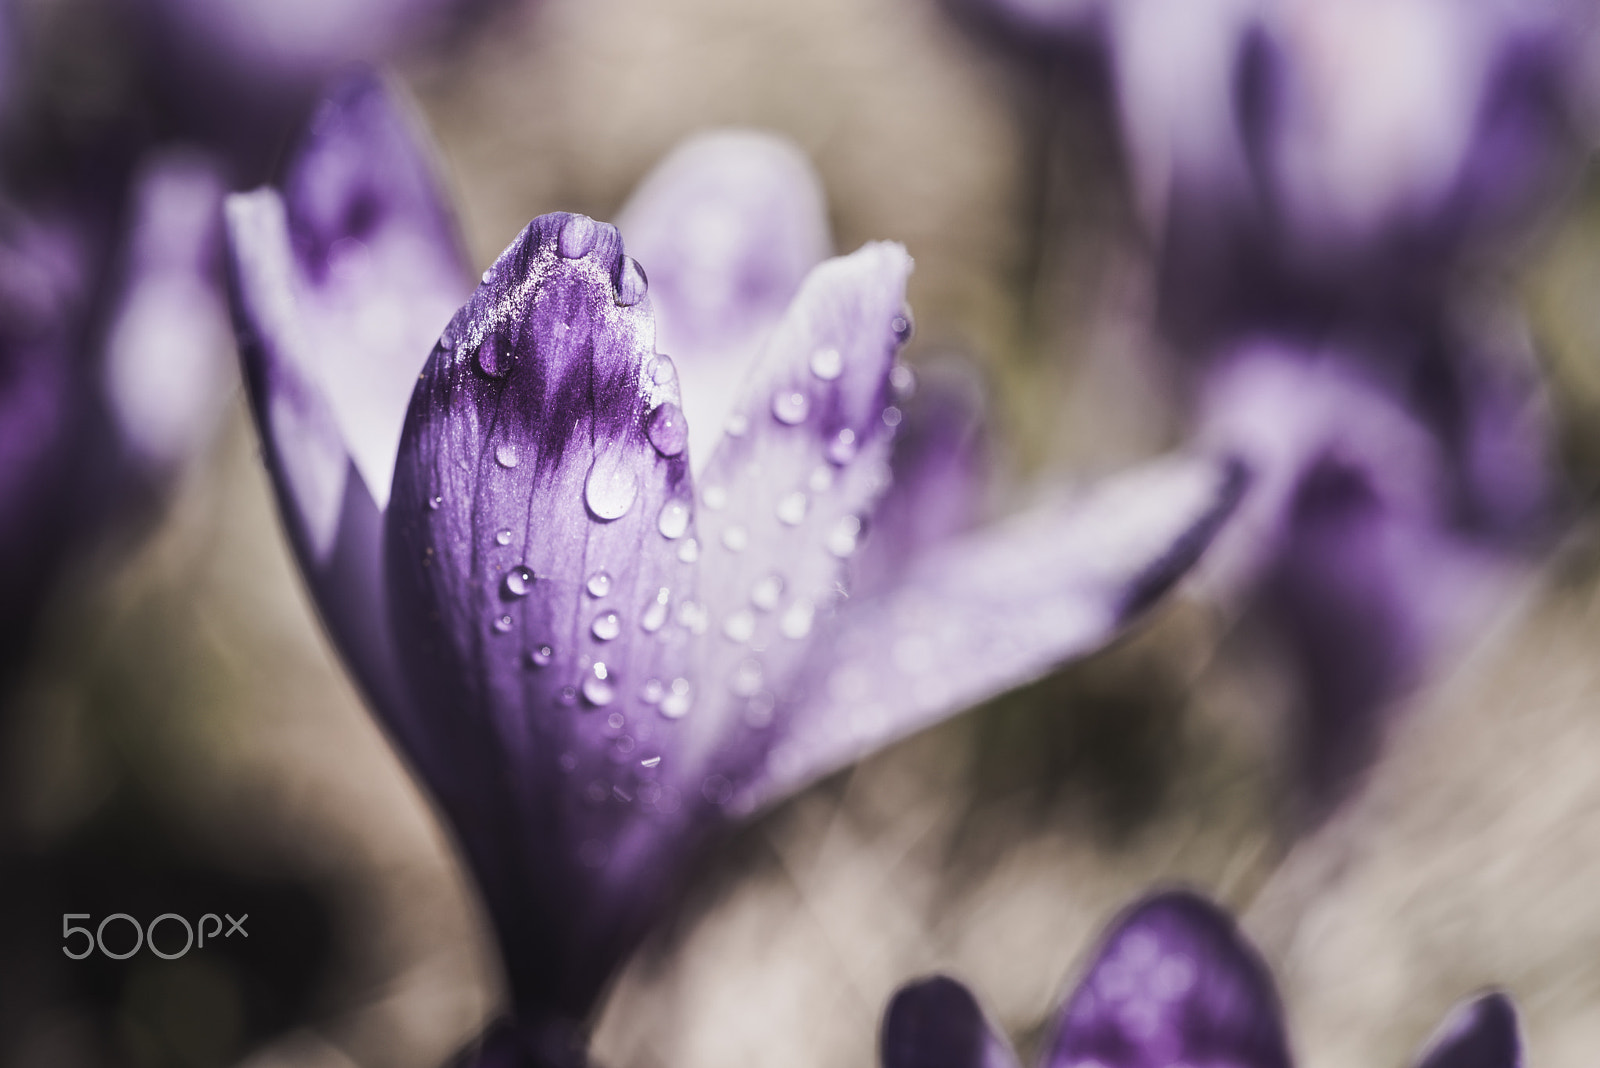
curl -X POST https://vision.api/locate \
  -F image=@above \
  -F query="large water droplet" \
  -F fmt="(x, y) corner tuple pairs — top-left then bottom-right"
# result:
(642, 587), (670, 633)
(477, 335), (509, 378)
(495, 528), (513, 546)
(502, 566), (535, 598)
(809, 346), (843, 380)
(659, 677), (692, 719)
(592, 612), (621, 641)
(615, 256), (648, 306)
(780, 600), (814, 640)
(725, 413), (749, 438)
(586, 571), (612, 598)
(440, 333), (455, 352)
(827, 428), (858, 465)
(827, 515), (862, 557)
(583, 666), (615, 707)
(772, 390), (810, 425)
(677, 538), (700, 563)
(492, 614), (514, 634)
(776, 491), (807, 526)
(585, 450), (639, 520)
(721, 526), (748, 553)
(702, 485), (727, 511)
(651, 355), (677, 385)
(751, 574), (784, 611)
(495, 443), (519, 469)
(723, 609), (755, 643)
(481, 268), (494, 285)
(559, 214), (600, 258)
(528, 644), (554, 668)
(890, 363), (916, 397)
(647, 402), (688, 457)
(658, 499), (690, 540)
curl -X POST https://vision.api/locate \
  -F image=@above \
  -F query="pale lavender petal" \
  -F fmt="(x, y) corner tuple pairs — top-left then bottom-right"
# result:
(103, 150), (233, 473)
(741, 453), (1245, 811)
(615, 129), (830, 468)
(386, 212), (704, 1018)
(687, 241), (913, 795)
(1044, 890), (1291, 1068)
(881, 976), (1022, 1068)
(1411, 993), (1521, 1068)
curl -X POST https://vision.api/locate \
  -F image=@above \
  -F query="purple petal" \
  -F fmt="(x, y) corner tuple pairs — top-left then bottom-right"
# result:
(1045, 890), (1291, 1068)
(741, 453), (1245, 810)
(615, 129), (831, 467)
(1411, 993), (1522, 1068)
(103, 150), (232, 473)
(685, 241), (913, 793)
(385, 212), (704, 1018)
(881, 976), (1021, 1068)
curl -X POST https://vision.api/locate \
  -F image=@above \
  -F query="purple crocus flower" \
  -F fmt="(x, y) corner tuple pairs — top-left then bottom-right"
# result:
(226, 73), (1246, 1064)
(882, 890), (1522, 1068)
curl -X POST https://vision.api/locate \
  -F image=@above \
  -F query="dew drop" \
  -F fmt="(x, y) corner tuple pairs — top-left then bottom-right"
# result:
(529, 644), (554, 668)
(780, 600), (815, 640)
(641, 755), (661, 769)
(586, 571), (612, 598)
(495, 443), (519, 469)
(889, 363), (916, 396)
(502, 566), (535, 598)
(827, 515), (862, 557)
(482, 269), (493, 284)
(591, 612), (621, 641)
(495, 528), (513, 546)
(721, 526), (748, 553)
(678, 600), (709, 634)
(492, 614), (514, 634)
(723, 609), (755, 643)
(883, 406), (903, 428)
(776, 491), (807, 526)
(647, 402), (688, 457)
(891, 310), (914, 345)
(677, 538), (700, 564)
(658, 499), (691, 540)
(476, 335), (509, 378)
(725, 413), (749, 437)
(606, 711), (626, 730)
(641, 587), (671, 633)
(702, 485), (728, 511)
(809, 346), (843, 380)
(751, 574), (784, 611)
(428, 494), (443, 511)
(585, 450), (640, 520)
(827, 428), (858, 465)
(615, 256), (648, 306)
(772, 390), (810, 425)
(659, 677), (692, 719)
(440, 334), (454, 352)
(641, 679), (663, 704)
(583, 665), (615, 707)
(651, 355), (677, 385)
(559, 213), (599, 258)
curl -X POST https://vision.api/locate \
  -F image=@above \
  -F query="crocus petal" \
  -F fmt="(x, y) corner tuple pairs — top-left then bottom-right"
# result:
(386, 211), (703, 1018)
(742, 453), (1245, 811)
(1411, 993), (1522, 1068)
(615, 129), (831, 468)
(687, 241), (913, 793)
(103, 150), (232, 473)
(1045, 890), (1292, 1068)
(881, 976), (1022, 1068)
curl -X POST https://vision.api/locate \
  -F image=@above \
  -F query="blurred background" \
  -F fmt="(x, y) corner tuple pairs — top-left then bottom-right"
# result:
(6, 0), (1600, 1066)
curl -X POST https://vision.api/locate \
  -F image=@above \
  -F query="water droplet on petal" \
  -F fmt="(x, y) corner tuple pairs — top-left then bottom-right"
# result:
(891, 310), (913, 346)
(585, 450), (640, 520)
(476, 335), (509, 378)
(586, 571), (612, 598)
(721, 526), (748, 552)
(776, 491), (807, 526)
(731, 657), (764, 696)
(658, 499), (691, 540)
(583, 664), (615, 706)
(615, 256), (648, 306)
(677, 600), (709, 634)
(651, 355), (677, 385)
(725, 413), (749, 437)
(641, 678), (664, 704)
(780, 600), (814, 640)
(606, 711), (625, 730)
(772, 390), (810, 425)
(492, 614), (514, 634)
(659, 677), (692, 719)
(723, 609), (755, 643)
(641, 755), (661, 769)
(827, 428), (858, 465)
(482, 269), (493, 285)
(890, 363), (916, 396)
(882, 406), (903, 428)
(641, 587), (670, 633)
(677, 538), (700, 563)
(592, 612), (621, 641)
(702, 485), (727, 511)
(647, 402), (688, 457)
(440, 334), (454, 352)
(559, 213), (599, 258)
(751, 574), (784, 611)
(528, 644), (554, 667)
(495, 443), (519, 469)
(503, 566), (535, 598)
(428, 494), (443, 510)
(809, 346), (843, 380)
(495, 528), (513, 546)
(827, 515), (862, 557)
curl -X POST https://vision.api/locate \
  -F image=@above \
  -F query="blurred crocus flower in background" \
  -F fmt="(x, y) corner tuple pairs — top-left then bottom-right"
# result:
(226, 72), (1246, 1066)
(881, 889), (1523, 1068)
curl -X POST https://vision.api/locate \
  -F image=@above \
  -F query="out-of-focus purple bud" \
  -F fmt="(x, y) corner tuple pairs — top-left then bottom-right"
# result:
(880, 891), (1521, 1068)
(882, 976), (1022, 1068)
(103, 150), (232, 474)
